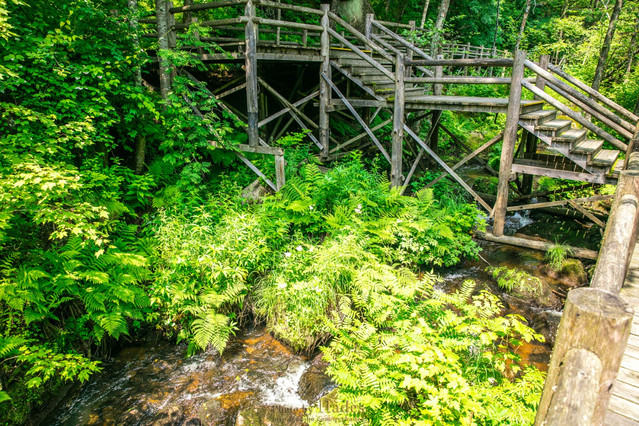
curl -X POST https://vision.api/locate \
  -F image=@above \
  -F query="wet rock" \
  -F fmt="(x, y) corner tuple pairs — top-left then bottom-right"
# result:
(297, 353), (333, 404)
(151, 405), (184, 425)
(235, 405), (306, 426)
(242, 179), (271, 201)
(542, 258), (588, 288)
(196, 398), (236, 426)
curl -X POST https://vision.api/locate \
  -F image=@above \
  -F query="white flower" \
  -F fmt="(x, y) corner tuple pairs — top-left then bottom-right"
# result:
(98, 76), (102, 79)
(284, 252), (292, 258)
(357, 204), (362, 209)
(277, 282), (287, 289)
(354, 208), (361, 214)
(296, 245), (303, 252)
(309, 246), (314, 252)
(309, 205), (314, 210)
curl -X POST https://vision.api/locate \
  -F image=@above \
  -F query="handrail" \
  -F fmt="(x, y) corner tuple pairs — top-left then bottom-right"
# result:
(522, 79), (627, 151)
(535, 152), (639, 425)
(169, 0), (247, 14)
(406, 58), (514, 67)
(370, 20), (434, 77)
(327, 11), (395, 65)
(549, 64), (639, 124)
(254, 0), (325, 16)
(525, 60), (636, 135)
(326, 27), (394, 80)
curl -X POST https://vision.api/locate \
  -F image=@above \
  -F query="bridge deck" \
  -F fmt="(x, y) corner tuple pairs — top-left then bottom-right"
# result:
(606, 242), (639, 425)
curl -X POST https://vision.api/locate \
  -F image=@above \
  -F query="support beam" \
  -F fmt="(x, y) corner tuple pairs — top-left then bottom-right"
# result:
(245, 0), (259, 146)
(391, 53), (406, 187)
(258, 90), (319, 128)
(404, 125), (493, 212)
(275, 154), (286, 191)
(493, 50), (526, 236)
(319, 4), (330, 158)
(323, 74), (391, 164)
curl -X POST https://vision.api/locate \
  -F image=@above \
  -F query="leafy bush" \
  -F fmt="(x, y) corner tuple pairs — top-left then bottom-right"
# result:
(545, 243), (573, 271)
(490, 266), (543, 297)
(306, 280), (546, 425)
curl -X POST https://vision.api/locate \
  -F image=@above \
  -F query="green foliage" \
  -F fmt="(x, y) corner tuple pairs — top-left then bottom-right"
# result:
(545, 243), (573, 271)
(490, 266), (543, 297)
(306, 279), (546, 425)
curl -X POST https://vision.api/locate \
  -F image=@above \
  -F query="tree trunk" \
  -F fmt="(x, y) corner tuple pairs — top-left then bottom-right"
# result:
(592, 0), (624, 92)
(430, 0), (451, 56)
(334, 0), (373, 31)
(129, 0), (146, 173)
(491, 0), (501, 57)
(515, 0), (532, 51)
(626, 13), (639, 77)
(420, 0), (431, 29)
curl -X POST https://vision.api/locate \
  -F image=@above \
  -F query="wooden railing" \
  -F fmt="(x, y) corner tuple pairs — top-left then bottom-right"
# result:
(533, 152), (639, 425)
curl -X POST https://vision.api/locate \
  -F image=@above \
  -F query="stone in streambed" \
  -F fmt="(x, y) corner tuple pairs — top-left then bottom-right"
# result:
(297, 353), (334, 404)
(234, 405), (306, 426)
(542, 258), (588, 288)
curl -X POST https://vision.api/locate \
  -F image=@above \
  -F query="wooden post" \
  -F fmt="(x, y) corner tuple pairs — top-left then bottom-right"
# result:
(365, 13), (374, 41)
(534, 54), (550, 100)
(166, 1), (176, 49)
(521, 132), (536, 194)
(155, 0), (172, 101)
(406, 21), (415, 77)
(276, 0), (281, 46)
(493, 50), (525, 236)
(182, 0), (193, 24)
(391, 53), (406, 187)
(245, 0), (259, 146)
(429, 55), (443, 162)
(319, 4), (331, 158)
(534, 288), (633, 425)
(275, 154), (286, 190)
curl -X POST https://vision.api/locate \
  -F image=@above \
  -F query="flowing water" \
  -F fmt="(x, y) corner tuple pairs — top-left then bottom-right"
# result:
(45, 211), (572, 425)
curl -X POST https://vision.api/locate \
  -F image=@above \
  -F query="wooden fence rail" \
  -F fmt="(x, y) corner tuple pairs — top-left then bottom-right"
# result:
(534, 152), (639, 425)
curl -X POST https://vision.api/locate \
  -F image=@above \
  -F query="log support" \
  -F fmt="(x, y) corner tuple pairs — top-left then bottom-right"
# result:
(245, 0), (259, 146)
(391, 53), (406, 187)
(319, 4), (330, 158)
(493, 50), (526, 236)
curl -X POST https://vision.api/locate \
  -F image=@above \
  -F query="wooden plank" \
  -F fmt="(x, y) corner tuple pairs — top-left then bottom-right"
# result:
(405, 58), (514, 67)
(391, 52), (405, 187)
(404, 125), (493, 212)
(608, 394), (639, 423)
(254, 0), (324, 15)
(245, 0), (259, 146)
(507, 194), (613, 212)
(169, 0), (246, 14)
(605, 409), (639, 426)
(323, 74), (391, 163)
(403, 149), (425, 191)
(236, 152), (276, 190)
(478, 232), (599, 259)
(568, 200), (607, 228)
(522, 80), (627, 151)
(511, 163), (607, 185)
(330, 61), (383, 101)
(329, 119), (392, 153)
(406, 76), (512, 84)
(438, 124), (499, 176)
(216, 82), (247, 99)
(326, 27), (395, 80)
(253, 17), (323, 32)
(275, 154), (285, 191)
(327, 12), (395, 64)
(610, 378), (639, 406)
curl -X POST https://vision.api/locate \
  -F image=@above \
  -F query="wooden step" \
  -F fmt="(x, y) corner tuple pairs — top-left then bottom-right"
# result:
(360, 75), (394, 83)
(591, 149), (620, 168)
(571, 139), (604, 163)
(404, 95), (544, 114)
(536, 119), (572, 137)
(348, 65), (392, 75)
(519, 109), (557, 125)
(553, 128), (587, 146)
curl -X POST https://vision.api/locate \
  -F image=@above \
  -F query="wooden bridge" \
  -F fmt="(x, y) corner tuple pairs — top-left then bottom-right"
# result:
(142, 1), (639, 423)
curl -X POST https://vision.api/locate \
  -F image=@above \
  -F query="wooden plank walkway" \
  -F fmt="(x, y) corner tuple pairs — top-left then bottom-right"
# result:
(605, 242), (639, 425)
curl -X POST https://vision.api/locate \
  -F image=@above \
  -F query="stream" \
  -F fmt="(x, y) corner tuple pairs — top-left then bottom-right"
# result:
(45, 208), (584, 425)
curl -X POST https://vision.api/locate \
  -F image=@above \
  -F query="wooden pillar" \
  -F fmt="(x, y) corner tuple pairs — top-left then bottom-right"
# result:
(406, 20), (415, 77)
(493, 50), (525, 236)
(245, 0), (259, 146)
(521, 132), (536, 194)
(276, 0), (281, 46)
(429, 55), (443, 163)
(155, 0), (172, 101)
(319, 4), (331, 158)
(275, 154), (286, 190)
(535, 54), (550, 100)
(365, 13), (373, 41)
(534, 288), (633, 425)
(391, 53), (405, 187)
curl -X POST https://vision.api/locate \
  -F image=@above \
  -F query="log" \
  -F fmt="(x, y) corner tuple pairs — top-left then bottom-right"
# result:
(477, 232), (598, 259)
(391, 53), (405, 187)
(534, 288), (634, 425)
(244, 0), (259, 146)
(493, 50), (526, 236)
(544, 348), (602, 425)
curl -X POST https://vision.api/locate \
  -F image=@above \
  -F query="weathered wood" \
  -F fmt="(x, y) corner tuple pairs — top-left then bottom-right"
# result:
(169, 0), (247, 14)
(327, 12), (396, 64)
(236, 152), (277, 190)
(567, 200), (606, 228)
(406, 76), (512, 84)
(535, 288), (634, 425)
(545, 348), (602, 425)
(549, 64), (639, 124)
(175, 17), (246, 29)
(526, 60), (635, 135)
(323, 74), (391, 163)
(167, 1), (177, 49)
(371, 20), (435, 70)
(493, 50), (526, 236)
(330, 61), (383, 100)
(329, 119), (392, 153)
(254, 0), (324, 15)
(534, 55), (549, 100)
(326, 28), (395, 80)
(592, 154), (639, 293)
(275, 154), (286, 191)
(404, 125), (493, 212)
(478, 232), (598, 259)
(258, 90), (318, 128)
(405, 58), (514, 67)
(216, 82), (247, 99)
(506, 194), (613, 212)
(253, 17), (323, 32)
(232, 143), (284, 156)
(245, 0), (259, 146)
(511, 163), (608, 185)
(391, 53), (406, 187)
(426, 132), (503, 188)
(403, 149), (425, 191)
(438, 124), (499, 176)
